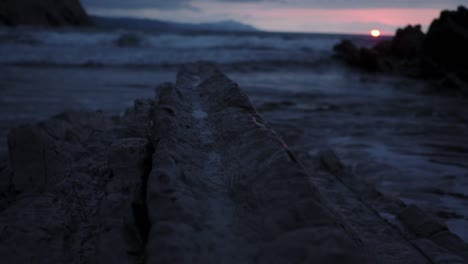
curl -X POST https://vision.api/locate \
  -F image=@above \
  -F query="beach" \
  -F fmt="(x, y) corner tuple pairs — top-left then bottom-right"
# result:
(1, 27), (467, 244)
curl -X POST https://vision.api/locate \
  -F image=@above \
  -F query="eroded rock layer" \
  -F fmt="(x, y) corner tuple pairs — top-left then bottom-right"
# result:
(0, 63), (466, 263)
(144, 63), (367, 263)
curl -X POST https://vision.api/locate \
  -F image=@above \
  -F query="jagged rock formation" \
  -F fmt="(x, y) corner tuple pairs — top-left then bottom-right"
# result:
(0, 0), (92, 27)
(0, 107), (153, 263)
(333, 25), (427, 74)
(333, 40), (381, 72)
(0, 63), (467, 263)
(144, 64), (368, 263)
(392, 25), (425, 59)
(425, 6), (468, 70)
(333, 6), (468, 96)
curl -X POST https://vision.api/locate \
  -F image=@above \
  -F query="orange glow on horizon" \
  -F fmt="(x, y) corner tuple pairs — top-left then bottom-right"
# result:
(370, 29), (381, 37)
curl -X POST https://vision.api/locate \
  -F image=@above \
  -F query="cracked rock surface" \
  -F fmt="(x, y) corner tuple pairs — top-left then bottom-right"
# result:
(0, 63), (466, 263)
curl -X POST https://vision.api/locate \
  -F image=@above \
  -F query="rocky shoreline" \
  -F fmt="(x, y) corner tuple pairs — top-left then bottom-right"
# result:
(333, 6), (468, 97)
(0, 63), (466, 263)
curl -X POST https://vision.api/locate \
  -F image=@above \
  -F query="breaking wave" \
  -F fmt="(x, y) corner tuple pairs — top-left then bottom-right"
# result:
(0, 27), (376, 69)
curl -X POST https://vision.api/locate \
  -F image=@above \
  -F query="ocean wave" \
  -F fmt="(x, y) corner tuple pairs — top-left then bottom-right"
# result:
(114, 33), (143, 47)
(0, 32), (42, 45)
(0, 28), (375, 71)
(1, 57), (336, 71)
(0, 39), (333, 66)
(0, 28), (347, 51)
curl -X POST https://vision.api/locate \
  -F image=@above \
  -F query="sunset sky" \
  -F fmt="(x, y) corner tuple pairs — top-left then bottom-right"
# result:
(81, 0), (467, 35)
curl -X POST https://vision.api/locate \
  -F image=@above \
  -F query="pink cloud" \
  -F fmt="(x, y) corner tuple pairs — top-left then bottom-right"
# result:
(91, 0), (444, 35)
(246, 8), (441, 34)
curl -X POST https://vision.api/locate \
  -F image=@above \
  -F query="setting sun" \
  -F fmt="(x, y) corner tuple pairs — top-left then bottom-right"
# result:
(370, 29), (381, 37)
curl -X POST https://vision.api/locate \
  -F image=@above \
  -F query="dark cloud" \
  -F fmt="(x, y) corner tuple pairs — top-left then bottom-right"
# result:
(82, 0), (466, 10)
(215, 0), (465, 9)
(81, 0), (194, 10)
(310, 0), (465, 9)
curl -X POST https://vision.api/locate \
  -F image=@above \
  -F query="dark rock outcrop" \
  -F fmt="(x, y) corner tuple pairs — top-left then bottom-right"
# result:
(333, 25), (425, 74)
(145, 63), (367, 263)
(391, 25), (425, 59)
(333, 6), (468, 96)
(0, 63), (467, 263)
(424, 6), (468, 69)
(0, 0), (92, 27)
(333, 40), (381, 72)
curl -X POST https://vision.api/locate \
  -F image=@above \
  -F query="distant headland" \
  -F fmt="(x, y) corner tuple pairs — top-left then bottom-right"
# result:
(0, 0), (92, 27)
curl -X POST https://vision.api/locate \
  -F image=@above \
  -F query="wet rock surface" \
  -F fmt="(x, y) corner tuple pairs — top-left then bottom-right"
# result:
(145, 63), (367, 263)
(0, 63), (467, 263)
(0, 0), (91, 27)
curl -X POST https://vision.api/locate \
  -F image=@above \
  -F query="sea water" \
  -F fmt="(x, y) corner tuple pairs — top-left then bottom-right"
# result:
(0, 27), (467, 242)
